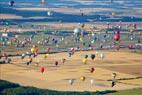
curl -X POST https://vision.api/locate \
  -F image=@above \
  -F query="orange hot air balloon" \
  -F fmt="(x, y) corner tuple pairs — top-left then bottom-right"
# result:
(114, 31), (120, 41)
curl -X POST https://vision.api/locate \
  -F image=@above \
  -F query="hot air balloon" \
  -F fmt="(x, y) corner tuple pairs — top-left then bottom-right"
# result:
(73, 28), (81, 35)
(26, 52), (31, 56)
(21, 53), (26, 59)
(100, 53), (104, 60)
(27, 57), (32, 65)
(31, 45), (38, 55)
(69, 79), (74, 85)
(91, 54), (95, 60)
(112, 12), (116, 17)
(112, 73), (117, 79)
(62, 58), (66, 64)
(91, 40), (95, 44)
(90, 79), (94, 85)
(47, 11), (53, 16)
(55, 61), (58, 66)
(128, 44), (134, 49)
(85, 55), (88, 59)
(130, 35), (134, 41)
(134, 24), (137, 30)
(44, 54), (49, 58)
(111, 79), (116, 87)
(114, 31), (120, 41)
(81, 23), (85, 28)
(82, 59), (88, 64)
(91, 33), (95, 37)
(90, 67), (95, 73)
(80, 76), (86, 81)
(40, 67), (45, 73)
(9, 1), (15, 6)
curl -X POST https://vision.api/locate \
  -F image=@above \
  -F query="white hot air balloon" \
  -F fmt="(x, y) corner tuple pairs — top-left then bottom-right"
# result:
(100, 53), (104, 60)
(130, 35), (134, 41)
(47, 11), (52, 16)
(91, 33), (95, 37)
(61, 37), (64, 41)
(73, 28), (81, 35)
(69, 79), (74, 85)
(21, 53), (26, 59)
(91, 40), (95, 44)
(15, 35), (19, 38)
(26, 52), (30, 56)
(90, 79), (94, 85)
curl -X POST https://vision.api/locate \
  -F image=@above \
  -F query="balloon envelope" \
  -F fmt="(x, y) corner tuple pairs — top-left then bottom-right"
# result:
(90, 79), (94, 85)
(69, 79), (74, 85)
(114, 32), (120, 41)
(83, 59), (88, 64)
(80, 76), (85, 81)
(91, 54), (95, 60)
(74, 28), (81, 35)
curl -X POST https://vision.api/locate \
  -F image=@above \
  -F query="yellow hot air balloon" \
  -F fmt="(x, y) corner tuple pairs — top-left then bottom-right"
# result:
(82, 59), (88, 64)
(80, 76), (86, 81)
(31, 48), (35, 53)
(31, 45), (38, 54)
(44, 54), (49, 58)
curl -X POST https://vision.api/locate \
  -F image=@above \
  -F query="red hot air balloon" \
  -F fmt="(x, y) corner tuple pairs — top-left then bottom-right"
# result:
(114, 31), (120, 41)
(40, 67), (45, 73)
(55, 61), (58, 66)
(90, 67), (95, 73)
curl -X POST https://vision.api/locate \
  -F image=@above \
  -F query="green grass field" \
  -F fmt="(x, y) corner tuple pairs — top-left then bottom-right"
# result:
(0, 80), (141, 95)
(106, 88), (142, 95)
